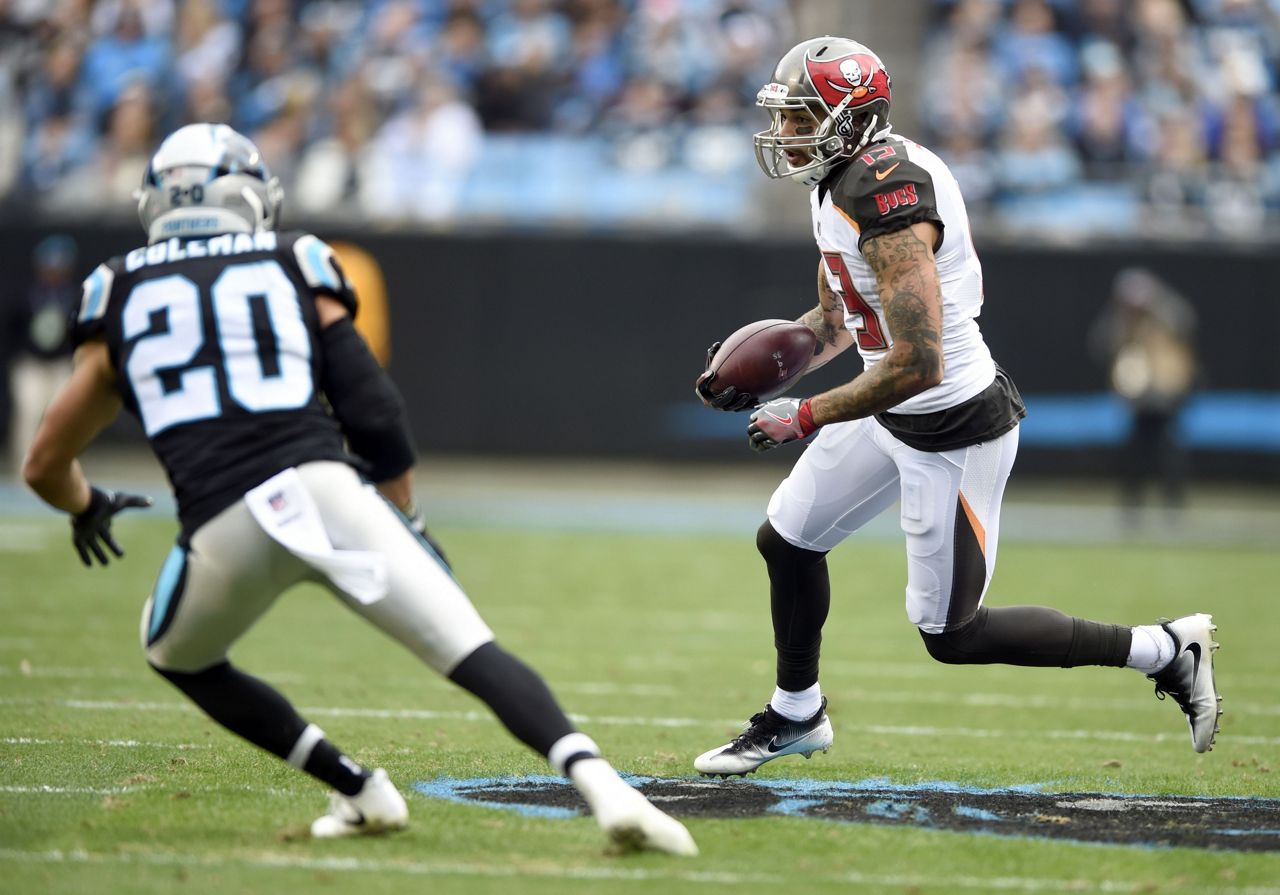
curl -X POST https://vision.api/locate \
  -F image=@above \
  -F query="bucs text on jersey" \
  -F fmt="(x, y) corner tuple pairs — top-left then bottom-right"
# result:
(812, 132), (1024, 451)
(74, 230), (357, 537)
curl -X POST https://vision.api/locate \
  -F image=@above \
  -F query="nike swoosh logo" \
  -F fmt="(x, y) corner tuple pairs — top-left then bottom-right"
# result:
(1186, 641), (1201, 691)
(764, 412), (793, 425)
(766, 733), (808, 753)
(875, 162), (900, 181)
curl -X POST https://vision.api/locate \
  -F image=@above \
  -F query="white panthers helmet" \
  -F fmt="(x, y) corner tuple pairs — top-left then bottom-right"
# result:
(136, 123), (283, 244)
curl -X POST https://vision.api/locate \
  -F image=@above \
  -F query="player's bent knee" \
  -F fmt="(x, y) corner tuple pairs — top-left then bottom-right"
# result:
(918, 607), (989, 665)
(756, 520), (825, 568)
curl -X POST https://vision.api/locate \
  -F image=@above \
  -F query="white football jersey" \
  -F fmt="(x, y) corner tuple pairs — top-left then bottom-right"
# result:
(810, 131), (995, 414)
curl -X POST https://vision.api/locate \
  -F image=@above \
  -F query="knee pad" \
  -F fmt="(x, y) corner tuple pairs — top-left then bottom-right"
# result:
(757, 520), (825, 569)
(919, 607), (989, 665)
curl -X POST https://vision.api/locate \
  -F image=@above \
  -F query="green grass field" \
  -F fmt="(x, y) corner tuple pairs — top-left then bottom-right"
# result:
(2, 500), (1278, 894)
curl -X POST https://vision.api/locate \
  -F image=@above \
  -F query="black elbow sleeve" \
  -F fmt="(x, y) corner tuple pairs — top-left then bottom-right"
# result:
(317, 317), (417, 482)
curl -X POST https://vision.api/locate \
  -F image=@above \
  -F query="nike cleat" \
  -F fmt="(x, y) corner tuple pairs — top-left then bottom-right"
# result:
(1149, 613), (1222, 753)
(569, 758), (698, 856)
(311, 768), (409, 838)
(695, 697), (833, 777)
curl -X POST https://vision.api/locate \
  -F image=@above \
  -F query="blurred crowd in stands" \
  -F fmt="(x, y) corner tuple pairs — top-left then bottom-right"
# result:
(2, 0), (1278, 237)
(926, 0), (1280, 238)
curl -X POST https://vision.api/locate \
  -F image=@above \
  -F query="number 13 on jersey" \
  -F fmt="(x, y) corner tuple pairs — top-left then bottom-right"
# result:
(821, 251), (888, 351)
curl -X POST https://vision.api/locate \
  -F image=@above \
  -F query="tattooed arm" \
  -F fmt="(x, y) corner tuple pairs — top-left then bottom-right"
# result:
(807, 222), (944, 426)
(797, 258), (855, 372)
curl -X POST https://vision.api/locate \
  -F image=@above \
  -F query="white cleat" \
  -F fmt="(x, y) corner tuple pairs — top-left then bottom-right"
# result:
(695, 698), (833, 778)
(570, 758), (698, 856)
(310, 768), (409, 838)
(1149, 614), (1222, 753)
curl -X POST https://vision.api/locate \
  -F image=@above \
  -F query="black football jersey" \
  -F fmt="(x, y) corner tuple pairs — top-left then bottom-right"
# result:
(74, 230), (358, 536)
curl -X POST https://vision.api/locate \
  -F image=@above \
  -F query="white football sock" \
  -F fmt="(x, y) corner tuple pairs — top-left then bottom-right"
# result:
(771, 682), (822, 722)
(548, 732), (600, 776)
(1126, 624), (1176, 674)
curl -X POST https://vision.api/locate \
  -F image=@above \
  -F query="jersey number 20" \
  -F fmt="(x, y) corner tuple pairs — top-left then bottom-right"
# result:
(124, 260), (313, 436)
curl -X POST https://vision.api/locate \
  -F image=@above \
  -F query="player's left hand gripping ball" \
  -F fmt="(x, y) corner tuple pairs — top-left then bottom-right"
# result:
(71, 486), (152, 566)
(695, 341), (757, 412)
(748, 398), (819, 452)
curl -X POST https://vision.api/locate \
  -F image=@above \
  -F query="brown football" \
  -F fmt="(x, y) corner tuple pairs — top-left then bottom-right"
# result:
(707, 319), (817, 403)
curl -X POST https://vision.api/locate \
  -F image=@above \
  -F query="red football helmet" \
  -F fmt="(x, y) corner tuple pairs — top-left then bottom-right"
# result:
(754, 36), (892, 186)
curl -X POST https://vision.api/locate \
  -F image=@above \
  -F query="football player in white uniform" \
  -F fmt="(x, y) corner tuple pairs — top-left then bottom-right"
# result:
(23, 123), (696, 855)
(692, 37), (1222, 776)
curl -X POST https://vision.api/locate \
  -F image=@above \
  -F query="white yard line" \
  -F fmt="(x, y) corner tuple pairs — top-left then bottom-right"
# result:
(0, 847), (1274, 894)
(2, 696), (1277, 746)
(0, 737), (211, 749)
(0, 784), (293, 796)
(2, 665), (1276, 714)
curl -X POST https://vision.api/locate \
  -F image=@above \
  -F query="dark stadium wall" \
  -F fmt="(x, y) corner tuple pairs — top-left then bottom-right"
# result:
(3, 224), (1276, 480)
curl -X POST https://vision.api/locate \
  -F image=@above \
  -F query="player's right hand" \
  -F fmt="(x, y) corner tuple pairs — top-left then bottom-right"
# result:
(694, 340), (756, 412)
(71, 487), (152, 567)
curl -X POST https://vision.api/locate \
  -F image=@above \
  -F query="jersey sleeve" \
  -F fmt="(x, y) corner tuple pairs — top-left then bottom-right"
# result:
(832, 154), (944, 251)
(71, 260), (120, 347)
(284, 232), (359, 316)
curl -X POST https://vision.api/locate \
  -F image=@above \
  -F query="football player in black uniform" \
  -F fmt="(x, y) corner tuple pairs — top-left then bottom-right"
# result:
(691, 37), (1222, 777)
(23, 123), (695, 854)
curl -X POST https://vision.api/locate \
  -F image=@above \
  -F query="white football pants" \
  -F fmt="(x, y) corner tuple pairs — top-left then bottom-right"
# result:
(142, 461), (494, 673)
(767, 417), (1019, 634)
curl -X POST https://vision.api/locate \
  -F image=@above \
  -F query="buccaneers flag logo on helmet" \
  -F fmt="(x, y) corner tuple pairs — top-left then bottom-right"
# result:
(805, 52), (890, 111)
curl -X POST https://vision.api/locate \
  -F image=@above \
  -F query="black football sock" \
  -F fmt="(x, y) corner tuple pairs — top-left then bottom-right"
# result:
(919, 606), (1132, 667)
(152, 661), (369, 795)
(448, 641), (576, 757)
(758, 521), (831, 692)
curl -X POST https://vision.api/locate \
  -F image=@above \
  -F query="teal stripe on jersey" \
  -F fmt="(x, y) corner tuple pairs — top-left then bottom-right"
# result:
(304, 238), (339, 290)
(80, 268), (107, 321)
(148, 545), (188, 642)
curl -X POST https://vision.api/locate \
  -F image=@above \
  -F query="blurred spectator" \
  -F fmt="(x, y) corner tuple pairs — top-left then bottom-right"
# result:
(1089, 268), (1198, 519)
(49, 81), (155, 210)
(553, 2), (625, 132)
(1140, 110), (1209, 236)
(293, 75), (377, 216)
(1203, 92), (1272, 233)
(476, 0), (571, 131)
(992, 0), (1078, 87)
(600, 75), (677, 172)
(79, 0), (169, 124)
(920, 41), (1006, 144)
(1070, 40), (1140, 174)
(173, 0), (240, 93)
(5, 235), (78, 473)
(433, 7), (489, 96)
(682, 80), (752, 176)
(360, 75), (483, 221)
(994, 85), (1083, 197)
(938, 128), (998, 207)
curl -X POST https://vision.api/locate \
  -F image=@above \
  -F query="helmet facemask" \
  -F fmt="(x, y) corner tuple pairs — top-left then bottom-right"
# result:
(753, 91), (881, 187)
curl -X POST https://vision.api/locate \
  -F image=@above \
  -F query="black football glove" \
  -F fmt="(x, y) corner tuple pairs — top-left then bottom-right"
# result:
(402, 500), (452, 571)
(694, 340), (757, 412)
(71, 487), (152, 567)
